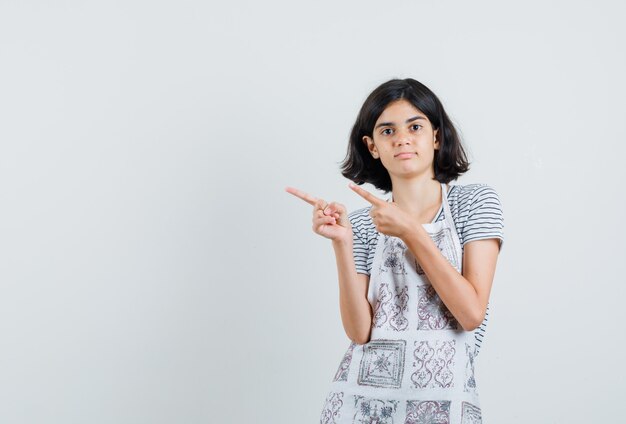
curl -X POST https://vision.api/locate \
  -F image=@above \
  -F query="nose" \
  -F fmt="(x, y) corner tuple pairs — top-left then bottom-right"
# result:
(393, 128), (412, 145)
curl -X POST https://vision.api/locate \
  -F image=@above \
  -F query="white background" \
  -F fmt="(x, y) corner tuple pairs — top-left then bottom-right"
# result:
(1, 1), (625, 423)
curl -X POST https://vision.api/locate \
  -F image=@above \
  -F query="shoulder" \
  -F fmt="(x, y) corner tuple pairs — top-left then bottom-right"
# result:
(348, 205), (373, 223)
(348, 206), (379, 246)
(449, 182), (500, 197)
(451, 182), (504, 249)
(449, 183), (503, 213)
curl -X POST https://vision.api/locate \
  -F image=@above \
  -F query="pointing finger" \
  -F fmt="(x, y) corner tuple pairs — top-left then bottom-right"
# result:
(348, 183), (384, 206)
(285, 186), (318, 207)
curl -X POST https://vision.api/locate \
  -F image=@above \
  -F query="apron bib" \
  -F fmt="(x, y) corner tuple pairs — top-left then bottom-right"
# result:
(321, 182), (482, 424)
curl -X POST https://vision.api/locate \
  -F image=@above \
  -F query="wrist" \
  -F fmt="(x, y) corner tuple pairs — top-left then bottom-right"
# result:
(401, 219), (420, 242)
(332, 236), (353, 249)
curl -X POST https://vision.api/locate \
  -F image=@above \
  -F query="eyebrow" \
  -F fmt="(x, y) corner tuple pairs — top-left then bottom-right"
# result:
(375, 115), (426, 129)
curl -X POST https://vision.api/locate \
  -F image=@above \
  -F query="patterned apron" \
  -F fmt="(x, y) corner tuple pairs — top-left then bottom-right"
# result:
(320, 182), (482, 424)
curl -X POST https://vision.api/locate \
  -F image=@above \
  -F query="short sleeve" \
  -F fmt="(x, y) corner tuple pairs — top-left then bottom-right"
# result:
(462, 184), (505, 252)
(348, 208), (372, 275)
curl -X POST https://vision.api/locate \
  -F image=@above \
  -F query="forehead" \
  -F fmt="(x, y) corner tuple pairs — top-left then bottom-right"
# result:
(377, 99), (423, 121)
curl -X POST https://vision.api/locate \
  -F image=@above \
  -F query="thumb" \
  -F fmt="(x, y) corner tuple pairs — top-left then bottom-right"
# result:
(331, 202), (350, 227)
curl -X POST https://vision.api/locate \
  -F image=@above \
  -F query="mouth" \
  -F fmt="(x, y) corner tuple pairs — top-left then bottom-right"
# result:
(394, 152), (416, 159)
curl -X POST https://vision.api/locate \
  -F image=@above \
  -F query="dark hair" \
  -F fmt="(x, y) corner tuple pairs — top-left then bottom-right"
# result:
(339, 78), (470, 193)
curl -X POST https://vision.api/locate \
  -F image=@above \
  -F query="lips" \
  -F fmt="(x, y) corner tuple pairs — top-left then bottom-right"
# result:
(394, 152), (416, 158)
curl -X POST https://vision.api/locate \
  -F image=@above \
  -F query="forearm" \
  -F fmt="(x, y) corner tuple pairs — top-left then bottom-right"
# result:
(402, 225), (481, 331)
(331, 238), (373, 344)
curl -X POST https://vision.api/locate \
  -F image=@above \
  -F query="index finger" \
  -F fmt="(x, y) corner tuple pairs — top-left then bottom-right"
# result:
(284, 186), (319, 206)
(348, 183), (384, 206)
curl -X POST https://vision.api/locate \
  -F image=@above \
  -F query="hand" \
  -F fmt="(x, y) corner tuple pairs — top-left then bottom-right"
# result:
(348, 182), (415, 239)
(285, 186), (352, 243)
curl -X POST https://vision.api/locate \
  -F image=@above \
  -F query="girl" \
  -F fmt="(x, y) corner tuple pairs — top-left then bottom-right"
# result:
(285, 78), (504, 424)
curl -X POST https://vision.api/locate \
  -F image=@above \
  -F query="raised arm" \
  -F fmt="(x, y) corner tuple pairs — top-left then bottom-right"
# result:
(285, 185), (373, 344)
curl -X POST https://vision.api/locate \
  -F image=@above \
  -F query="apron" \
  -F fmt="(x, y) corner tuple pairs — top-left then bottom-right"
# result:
(320, 182), (482, 424)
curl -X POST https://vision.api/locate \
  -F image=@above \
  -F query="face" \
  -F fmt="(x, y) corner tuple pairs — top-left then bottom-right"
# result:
(362, 99), (439, 180)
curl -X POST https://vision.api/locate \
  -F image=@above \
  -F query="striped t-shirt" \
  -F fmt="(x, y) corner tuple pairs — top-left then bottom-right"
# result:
(348, 183), (504, 356)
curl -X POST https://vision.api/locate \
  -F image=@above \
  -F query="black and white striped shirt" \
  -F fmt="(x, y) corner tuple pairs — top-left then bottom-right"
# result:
(348, 183), (504, 356)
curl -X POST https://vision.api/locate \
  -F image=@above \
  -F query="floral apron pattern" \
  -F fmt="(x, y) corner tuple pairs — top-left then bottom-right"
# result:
(320, 182), (482, 424)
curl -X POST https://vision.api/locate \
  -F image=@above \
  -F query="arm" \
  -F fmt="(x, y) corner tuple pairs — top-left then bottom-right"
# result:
(401, 226), (500, 331)
(283, 186), (374, 342)
(331, 238), (373, 345)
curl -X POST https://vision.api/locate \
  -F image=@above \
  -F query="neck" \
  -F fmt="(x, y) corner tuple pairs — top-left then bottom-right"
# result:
(390, 177), (443, 215)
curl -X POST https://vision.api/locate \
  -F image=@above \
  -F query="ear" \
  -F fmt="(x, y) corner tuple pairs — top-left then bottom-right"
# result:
(433, 128), (440, 150)
(363, 135), (379, 159)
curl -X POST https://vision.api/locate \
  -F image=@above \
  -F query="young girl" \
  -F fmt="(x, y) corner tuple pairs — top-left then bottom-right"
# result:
(286, 78), (504, 424)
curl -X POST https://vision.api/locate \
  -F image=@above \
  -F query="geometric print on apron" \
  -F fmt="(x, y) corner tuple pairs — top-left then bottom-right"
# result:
(320, 182), (482, 423)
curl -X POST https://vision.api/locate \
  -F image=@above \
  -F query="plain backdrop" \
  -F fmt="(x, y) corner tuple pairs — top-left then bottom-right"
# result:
(1, 0), (625, 423)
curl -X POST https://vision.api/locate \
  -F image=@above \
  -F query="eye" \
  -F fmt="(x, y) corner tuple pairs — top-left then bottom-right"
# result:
(381, 128), (393, 135)
(411, 124), (422, 131)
